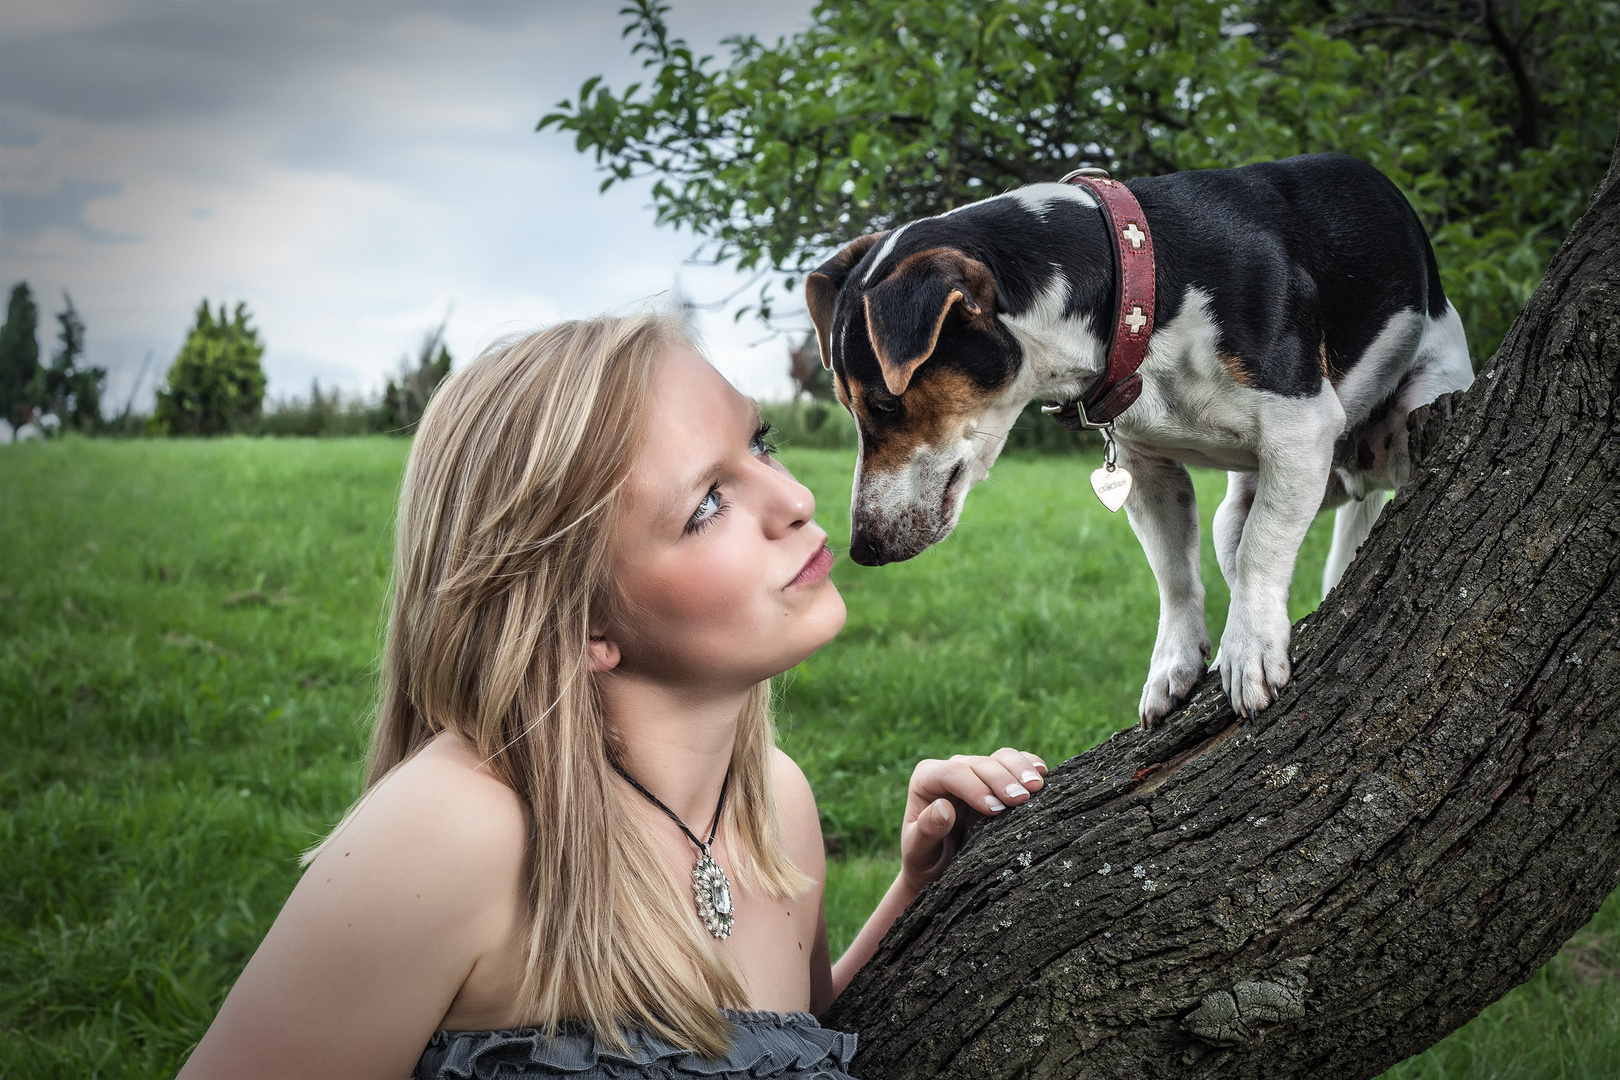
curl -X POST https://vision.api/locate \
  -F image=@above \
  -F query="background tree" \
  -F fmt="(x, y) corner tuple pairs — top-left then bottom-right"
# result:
(29, 293), (106, 434)
(0, 282), (41, 435)
(379, 321), (452, 434)
(788, 333), (836, 400)
(540, 0), (1618, 362)
(152, 301), (267, 437)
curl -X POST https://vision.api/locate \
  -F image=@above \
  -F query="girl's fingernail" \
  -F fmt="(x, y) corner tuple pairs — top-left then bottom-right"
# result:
(984, 796), (1007, 812)
(1020, 770), (1041, 784)
(1005, 783), (1028, 798)
(932, 801), (951, 824)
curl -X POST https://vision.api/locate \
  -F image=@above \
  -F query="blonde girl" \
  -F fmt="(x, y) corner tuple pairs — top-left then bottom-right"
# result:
(181, 312), (1047, 1079)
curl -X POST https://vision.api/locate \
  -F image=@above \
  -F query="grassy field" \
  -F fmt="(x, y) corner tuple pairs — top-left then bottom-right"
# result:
(1, 437), (1614, 1078)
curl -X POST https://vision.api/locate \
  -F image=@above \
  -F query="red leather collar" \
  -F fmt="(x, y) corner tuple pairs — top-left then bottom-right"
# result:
(1044, 170), (1156, 430)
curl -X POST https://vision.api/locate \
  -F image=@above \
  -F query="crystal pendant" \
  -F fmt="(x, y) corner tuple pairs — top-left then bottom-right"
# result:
(691, 852), (735, 939)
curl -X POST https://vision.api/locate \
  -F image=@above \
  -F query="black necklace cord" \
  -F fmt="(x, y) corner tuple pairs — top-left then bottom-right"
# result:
(609, 758), (730, 856)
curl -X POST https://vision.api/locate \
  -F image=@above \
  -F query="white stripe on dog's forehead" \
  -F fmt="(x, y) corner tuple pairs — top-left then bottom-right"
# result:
(1012, 182), (1100, 212)
(861, 222), (914, 285)
(860, 183), (1097, 286)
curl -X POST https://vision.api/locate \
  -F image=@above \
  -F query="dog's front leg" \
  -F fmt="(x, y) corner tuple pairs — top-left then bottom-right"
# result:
(1118, 444), (1210, 729)
(1217, 416), (1337, 719)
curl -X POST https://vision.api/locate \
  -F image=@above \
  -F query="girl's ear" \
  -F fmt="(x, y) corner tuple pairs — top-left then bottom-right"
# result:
(588, 634), (621, 673)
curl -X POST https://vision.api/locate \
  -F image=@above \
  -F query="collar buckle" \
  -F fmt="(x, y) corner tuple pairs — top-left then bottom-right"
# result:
(1040, 398), (1111, 431)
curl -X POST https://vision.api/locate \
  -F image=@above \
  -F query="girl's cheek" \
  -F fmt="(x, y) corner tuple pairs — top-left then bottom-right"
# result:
(650, 547), (751, 623)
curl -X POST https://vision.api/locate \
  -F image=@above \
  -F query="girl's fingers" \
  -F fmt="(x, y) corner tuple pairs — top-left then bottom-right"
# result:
(946, 754), (1029, 813)
(920, 797), (954, 834)
(909, 757), (999, 816)
(900, 797), (959, 884)
(909, 750), (1050, 821)
(992, 746), (1047, 790)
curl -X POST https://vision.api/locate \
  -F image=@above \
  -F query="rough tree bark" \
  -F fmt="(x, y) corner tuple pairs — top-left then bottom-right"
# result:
(823, 144), (1620, 1078)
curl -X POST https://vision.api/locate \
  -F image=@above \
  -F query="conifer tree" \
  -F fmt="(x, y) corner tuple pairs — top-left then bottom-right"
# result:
(31, 293), (107, 433)
(0, 282), (41, 435)
(380, 321), (452, 434)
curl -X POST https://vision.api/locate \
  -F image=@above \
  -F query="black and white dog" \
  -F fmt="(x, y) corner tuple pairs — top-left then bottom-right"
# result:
(806, 153), (1473, 726)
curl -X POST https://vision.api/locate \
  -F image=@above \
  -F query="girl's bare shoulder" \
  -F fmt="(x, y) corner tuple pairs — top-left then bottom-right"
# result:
(297, 729), (530, 942)
(345, 731), (529, 877)
(771, 748), (825, 877)
(178, 732), (529, 1078)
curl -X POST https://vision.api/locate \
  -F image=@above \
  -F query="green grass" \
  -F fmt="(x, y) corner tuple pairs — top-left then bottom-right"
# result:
(1, 437), (1614, 1078)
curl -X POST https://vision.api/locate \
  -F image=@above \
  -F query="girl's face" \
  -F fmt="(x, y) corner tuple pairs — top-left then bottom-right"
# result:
(600, 347), (846, 690)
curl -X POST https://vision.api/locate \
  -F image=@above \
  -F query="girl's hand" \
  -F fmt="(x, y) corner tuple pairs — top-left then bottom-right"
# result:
(828, 748), (1050, 999)
(899, 748), (1048, 893)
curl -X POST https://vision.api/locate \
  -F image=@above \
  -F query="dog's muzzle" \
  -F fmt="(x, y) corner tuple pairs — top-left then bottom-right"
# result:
(848, 461), (966, 565)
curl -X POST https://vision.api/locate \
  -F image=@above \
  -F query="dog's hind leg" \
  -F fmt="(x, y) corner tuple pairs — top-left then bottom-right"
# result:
(1118, 444), (1211, 729)
(1217, 390), (1342, 720)
(1213, 471), (1258, 587)
(1319, 303), (1472, 596)
(1380, 302), (1474, 491)
(1323, 492), (1385, 595)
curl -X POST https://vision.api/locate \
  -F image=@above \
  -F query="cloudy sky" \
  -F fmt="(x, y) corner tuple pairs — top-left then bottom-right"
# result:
(0, 0), (816, 410)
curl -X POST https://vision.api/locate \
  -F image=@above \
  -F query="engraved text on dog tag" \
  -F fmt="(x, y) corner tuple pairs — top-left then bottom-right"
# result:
(1091, 464), (1132, 512)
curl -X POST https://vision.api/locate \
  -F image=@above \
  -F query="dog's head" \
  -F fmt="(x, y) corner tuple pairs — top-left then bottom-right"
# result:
(807, 234), (1027, 565)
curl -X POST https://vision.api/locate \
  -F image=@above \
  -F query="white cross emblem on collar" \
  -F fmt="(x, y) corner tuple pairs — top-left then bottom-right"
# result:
(1121, 222), (1146, 250)
(1125, 305), (1148, 334)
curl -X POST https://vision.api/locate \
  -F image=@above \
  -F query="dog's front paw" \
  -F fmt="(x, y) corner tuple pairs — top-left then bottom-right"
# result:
(1215, 614), (1292, 721)
(1139, 634), (1212, 729)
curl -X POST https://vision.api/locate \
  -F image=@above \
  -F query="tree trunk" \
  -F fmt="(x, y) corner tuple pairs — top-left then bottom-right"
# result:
(822, 143), (1620, 1079)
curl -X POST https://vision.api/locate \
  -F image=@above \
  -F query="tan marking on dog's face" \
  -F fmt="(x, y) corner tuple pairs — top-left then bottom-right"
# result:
(832, 369), (852, 411)
(844, 366), (999, 564)
(855, 368), (987, 475)
(1217, 349), (1255, 389)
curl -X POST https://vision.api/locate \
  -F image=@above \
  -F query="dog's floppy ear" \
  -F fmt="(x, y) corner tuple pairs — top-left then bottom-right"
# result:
(862, 248), (997, 396)
(806, 233), (887, 370)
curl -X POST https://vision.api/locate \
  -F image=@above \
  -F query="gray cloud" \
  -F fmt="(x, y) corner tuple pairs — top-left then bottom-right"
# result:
(1, 2), (394, 125)
(0, 1), (816, 408)
(0, 110), (39, 147)
(0, 179), (139, 242)
(1, 2), (803, 128)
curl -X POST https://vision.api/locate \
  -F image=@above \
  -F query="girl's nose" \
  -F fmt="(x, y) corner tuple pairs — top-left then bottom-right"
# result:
(761, 461), (814, 539)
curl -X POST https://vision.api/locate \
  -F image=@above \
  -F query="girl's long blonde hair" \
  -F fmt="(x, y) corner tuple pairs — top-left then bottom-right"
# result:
(352, 312), (809, 1055)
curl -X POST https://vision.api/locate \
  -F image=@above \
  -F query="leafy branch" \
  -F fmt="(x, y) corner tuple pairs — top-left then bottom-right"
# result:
(539, 0), (1618, 354)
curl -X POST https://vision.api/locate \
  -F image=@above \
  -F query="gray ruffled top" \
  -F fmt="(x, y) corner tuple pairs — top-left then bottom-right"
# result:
(414, 1009), (858, 1079)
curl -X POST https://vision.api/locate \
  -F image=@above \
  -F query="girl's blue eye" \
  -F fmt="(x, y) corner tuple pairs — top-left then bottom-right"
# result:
(751, 421), (777, 457)
(688, 486), (722, 531)
(687, 423), (772, 534)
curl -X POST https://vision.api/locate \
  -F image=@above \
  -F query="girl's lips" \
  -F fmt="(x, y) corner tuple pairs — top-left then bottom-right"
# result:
(788, 544), (835, 588)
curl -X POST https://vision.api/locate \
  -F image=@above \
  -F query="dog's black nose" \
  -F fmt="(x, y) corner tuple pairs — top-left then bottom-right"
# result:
(848, 530), (889, 567)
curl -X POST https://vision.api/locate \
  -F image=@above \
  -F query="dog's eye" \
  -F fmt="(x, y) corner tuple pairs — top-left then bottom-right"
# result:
(869, 395), (899, 414)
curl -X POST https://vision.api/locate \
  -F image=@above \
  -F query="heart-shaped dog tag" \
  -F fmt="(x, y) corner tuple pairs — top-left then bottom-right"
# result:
(1090, 465), (1132, 512)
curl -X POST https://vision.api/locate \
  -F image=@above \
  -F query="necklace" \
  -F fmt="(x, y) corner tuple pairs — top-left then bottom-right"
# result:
(609, 759), (735, 940)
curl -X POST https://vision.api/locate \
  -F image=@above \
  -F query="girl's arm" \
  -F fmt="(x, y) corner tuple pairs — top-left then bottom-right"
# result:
(179, 741), (527, 1079)
(829, 747), (1048, 999)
